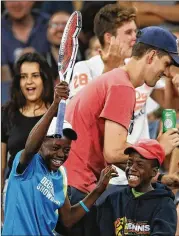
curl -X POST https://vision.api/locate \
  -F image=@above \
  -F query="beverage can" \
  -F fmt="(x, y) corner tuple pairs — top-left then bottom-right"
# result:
(162, 109), (176, 133)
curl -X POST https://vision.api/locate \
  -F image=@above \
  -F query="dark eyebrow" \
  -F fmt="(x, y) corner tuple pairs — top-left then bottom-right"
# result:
(20, 72), (40, 75)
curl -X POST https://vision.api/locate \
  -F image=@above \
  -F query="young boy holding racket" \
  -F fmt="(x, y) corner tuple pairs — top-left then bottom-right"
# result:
(2, 81), (118, 235)
(97, 139), (177, 236)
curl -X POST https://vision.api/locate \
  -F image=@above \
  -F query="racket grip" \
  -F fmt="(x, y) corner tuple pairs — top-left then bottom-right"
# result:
(56, 100), (66, 137)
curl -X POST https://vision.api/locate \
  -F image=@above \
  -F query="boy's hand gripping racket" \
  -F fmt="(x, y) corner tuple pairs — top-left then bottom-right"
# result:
(55, 11), (82, 137)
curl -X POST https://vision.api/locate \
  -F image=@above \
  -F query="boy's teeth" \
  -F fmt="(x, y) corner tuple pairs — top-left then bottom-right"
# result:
(129, 175), (139, 180)
(52, 159), (62, 166)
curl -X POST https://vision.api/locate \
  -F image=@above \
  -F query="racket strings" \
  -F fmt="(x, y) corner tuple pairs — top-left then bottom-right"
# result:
(60, 16), (78, 74)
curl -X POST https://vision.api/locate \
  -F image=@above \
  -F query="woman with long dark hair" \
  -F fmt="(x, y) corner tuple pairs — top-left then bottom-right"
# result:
(1, 52), (54, 216)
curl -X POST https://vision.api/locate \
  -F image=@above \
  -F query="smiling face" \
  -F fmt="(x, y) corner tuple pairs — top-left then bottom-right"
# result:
(125, 151), (158, 192)
(47, 12), (70, 47)
(40, 137), (71, 171)
(144, 52), (172, 87)
(20, 62), (44, 103)
(115, 20), (137, 58)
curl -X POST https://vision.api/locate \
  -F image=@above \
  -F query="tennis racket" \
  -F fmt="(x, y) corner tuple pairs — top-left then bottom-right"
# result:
(55, 11), (82, 137)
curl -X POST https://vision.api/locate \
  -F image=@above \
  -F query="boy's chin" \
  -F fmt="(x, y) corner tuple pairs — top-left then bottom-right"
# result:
(128, 180), (141, 188)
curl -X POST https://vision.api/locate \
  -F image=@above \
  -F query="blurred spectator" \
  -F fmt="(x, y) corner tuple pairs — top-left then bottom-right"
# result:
(1, 52), (54, 223)
(148, 108), (162, 139)
(45, 10), (71, 84)
(118, 1), (179, 30)
(41, 1), (85, 15)
(85, 36), (101, 60)
(41, 1), (74, 15)
(1, 1), (50, 81)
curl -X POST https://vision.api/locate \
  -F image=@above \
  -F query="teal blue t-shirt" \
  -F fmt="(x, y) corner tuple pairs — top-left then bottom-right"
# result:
(2, 151), (67, 236)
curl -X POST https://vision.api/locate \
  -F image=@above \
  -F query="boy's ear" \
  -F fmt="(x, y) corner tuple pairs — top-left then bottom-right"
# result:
(151, 167), (159, 178)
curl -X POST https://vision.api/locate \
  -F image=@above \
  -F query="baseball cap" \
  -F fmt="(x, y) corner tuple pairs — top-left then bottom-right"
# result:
(124, 139), (165, 166)
(136, 26), (179, 65)
(46, 117), (77, 140)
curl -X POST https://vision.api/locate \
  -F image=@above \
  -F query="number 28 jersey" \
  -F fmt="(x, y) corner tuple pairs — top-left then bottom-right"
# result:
(69, 55), (104, 99)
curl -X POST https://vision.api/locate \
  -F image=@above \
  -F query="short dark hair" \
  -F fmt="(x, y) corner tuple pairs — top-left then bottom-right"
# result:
(3, 52), (54, 123)
(132, 42), (169, 59)
(94, 4), (136, 47)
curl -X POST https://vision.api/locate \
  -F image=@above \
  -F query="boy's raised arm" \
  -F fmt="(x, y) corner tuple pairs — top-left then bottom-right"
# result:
(18, 82), (69, 171)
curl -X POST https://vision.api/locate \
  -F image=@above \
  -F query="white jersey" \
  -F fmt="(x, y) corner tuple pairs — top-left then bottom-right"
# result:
(69, 55), (164, 184)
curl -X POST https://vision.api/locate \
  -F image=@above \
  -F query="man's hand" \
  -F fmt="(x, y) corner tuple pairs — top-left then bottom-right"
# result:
(172, 74), (179, 95)
(161, 172), (179, 189)
(99, 36), (126, 73)
(157, 128), (179, 156)
(95, 166), (118, 193)
(53, 81), (69, 105)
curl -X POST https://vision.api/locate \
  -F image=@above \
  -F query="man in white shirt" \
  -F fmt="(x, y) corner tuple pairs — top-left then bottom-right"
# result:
(69, 4), (179, 185)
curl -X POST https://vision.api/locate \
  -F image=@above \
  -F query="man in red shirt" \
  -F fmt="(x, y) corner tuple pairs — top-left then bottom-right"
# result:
(64, 27), (179, 236)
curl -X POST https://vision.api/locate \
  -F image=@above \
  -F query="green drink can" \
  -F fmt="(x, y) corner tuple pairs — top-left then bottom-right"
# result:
(162, 109), (176, 133)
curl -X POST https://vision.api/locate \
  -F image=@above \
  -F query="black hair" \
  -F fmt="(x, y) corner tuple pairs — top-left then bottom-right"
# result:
(2, 52), (54, 123)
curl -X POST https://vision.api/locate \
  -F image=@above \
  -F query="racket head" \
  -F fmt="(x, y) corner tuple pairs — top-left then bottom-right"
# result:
(56, 11), (82, 137)
(58, 11), (82, 78)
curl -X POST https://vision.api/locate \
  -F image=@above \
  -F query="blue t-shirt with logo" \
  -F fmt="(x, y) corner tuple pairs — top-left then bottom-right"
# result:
(2, 151), (67, 236)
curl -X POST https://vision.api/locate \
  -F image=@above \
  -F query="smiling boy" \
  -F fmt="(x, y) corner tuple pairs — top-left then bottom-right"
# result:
(2, 81), (117, 236)
(97, 139), (177, 236)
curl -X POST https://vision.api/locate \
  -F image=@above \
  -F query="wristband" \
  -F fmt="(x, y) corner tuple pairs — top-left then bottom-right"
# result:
(79, 200), (90, 213)
(157, 173), (165, 183)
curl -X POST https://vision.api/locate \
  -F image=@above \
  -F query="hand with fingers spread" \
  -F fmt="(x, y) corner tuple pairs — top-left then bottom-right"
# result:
(157, 128), (179, 156)
(53, 81), (69, 104)
(99, 36), (127, 73)
(95, 165), (118, 193)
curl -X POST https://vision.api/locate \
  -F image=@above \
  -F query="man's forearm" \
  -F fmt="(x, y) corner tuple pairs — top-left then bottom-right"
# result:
(104, 142), (131, 166)
(153, 5), (179, 22)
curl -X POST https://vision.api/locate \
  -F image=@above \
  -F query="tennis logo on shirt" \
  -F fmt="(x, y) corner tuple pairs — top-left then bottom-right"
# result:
(37, 177), (60, 205)
(114, 217), (150, 235)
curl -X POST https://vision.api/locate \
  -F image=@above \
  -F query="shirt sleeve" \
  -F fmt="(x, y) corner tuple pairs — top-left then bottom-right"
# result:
(150, 198), (177, 236)
(69, 61), (93, 99)
(11, 151), (36, 180)
(59, 165), (68, 201)
(100, 85), (135, 130)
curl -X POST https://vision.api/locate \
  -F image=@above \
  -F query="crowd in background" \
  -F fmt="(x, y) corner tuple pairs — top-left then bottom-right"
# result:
(1, 1), (179, 236)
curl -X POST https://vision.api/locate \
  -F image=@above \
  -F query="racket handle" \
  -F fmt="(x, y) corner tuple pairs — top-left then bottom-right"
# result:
(56, 100), (66, 137)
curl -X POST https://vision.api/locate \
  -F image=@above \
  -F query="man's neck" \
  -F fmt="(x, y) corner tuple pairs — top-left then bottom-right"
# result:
(121, 58), (146, 88)
(20, 100), (48, 117)
(12, 14), (34, 29)
(11, 14), (34, 43)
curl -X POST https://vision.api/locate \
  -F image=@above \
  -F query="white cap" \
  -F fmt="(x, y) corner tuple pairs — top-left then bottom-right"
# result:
(46, 117), (77, 140)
